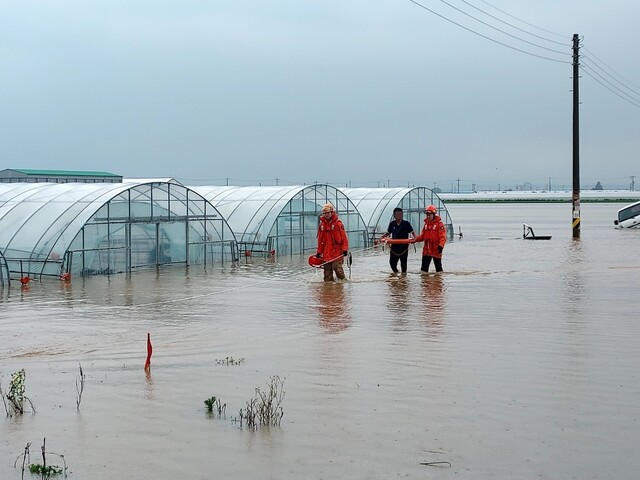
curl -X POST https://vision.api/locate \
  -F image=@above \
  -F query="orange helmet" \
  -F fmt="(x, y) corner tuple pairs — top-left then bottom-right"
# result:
(425, 205), (437, 214)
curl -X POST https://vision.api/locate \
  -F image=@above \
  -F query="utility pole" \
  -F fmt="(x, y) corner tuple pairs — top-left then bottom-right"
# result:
(572, 33), (581, 238)
(457, 177), (460, 193)
(631, 176), (636, 191)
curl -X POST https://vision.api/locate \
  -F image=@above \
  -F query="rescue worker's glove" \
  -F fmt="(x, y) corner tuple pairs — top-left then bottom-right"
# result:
(437, 245), (443, 253)
(316, 253), (322, 259)
(343, 251), (348, 257)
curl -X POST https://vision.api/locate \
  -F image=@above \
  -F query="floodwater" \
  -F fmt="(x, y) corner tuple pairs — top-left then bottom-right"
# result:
(1, 203), (639, 480)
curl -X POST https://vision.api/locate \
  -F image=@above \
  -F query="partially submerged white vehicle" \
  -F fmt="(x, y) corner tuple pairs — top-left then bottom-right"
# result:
(614, 201), (640, 229)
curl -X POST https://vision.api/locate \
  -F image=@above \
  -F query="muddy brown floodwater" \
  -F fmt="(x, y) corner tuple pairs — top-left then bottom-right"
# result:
(1, 203), (639, 479)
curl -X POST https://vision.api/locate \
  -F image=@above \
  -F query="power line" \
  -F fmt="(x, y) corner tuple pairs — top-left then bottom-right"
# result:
(476, 0), (568, 40)
(581, 59), (640, 101)
(434, 0), (569, 55)
(580, 65), (640, 109)
(407, 0), (570, 64)
(582, 51), (640, 96)
(583, 47), (640, 91)
(457, 0), (569, 46)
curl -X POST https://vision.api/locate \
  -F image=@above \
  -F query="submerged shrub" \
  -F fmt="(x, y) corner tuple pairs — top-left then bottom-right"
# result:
(236, 376), (285, 430)
(1, 369), (36, 417)
(204, 396), (226, 417)
(14, 438), (68, 478)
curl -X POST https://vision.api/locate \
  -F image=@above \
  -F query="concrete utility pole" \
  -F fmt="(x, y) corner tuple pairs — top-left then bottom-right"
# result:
(572, 33), (581, 238)
(631, 176), (636, 191)
(457, 177), (460, 193)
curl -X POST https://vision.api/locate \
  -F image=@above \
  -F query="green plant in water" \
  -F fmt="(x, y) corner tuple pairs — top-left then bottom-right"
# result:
(204, 396), (226, 416)
(1, 369), (36, 417)
(14, 438), (67, 479)
(29, 463), (63, 476)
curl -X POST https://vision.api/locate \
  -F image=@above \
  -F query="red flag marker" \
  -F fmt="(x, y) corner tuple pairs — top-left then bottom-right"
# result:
(144, 333), (153, 372)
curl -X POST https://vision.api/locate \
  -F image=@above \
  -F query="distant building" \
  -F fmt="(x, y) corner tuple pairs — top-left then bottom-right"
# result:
(0, 168), (122, 183)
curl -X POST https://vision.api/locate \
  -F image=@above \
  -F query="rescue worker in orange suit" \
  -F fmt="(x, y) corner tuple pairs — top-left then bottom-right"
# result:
(316, 203), (349, 282)
(412, 204), (447, 272)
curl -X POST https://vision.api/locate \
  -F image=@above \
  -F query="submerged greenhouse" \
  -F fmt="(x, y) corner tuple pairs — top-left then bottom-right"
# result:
(341, 187), (454, 242)
(191, 185), (369, 256)
(0, 181), (237, 281)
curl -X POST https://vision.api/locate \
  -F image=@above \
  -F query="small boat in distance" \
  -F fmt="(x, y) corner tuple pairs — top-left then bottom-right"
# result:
(614, 201), (640, 229)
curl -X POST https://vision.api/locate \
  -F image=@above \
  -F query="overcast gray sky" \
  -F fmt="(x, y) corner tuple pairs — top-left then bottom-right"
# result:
(1, 1), (638, 190)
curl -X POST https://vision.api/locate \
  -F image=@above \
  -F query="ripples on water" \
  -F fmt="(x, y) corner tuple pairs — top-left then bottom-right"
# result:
(1, 203), (639, 479)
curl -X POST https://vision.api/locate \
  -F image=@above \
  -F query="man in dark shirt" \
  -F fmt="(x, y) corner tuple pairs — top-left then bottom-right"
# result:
(381, 207), (415, 273)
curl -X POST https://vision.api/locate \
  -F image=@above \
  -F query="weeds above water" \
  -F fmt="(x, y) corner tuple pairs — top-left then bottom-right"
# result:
(29, 463), (64, 476)
(233, 376), (285, 430)
(14, 438), (67, 479)
(204, 396), (226, 417)
(75, 363), (86, 412)
(1, 369), (36, 417)
(214, 357), (245, 366)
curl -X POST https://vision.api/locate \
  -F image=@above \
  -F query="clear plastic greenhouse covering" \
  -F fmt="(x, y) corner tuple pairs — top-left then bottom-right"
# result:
(0, 182), (237, 280)
(341, 187), (454, 242)
(191, 185), (369, 256)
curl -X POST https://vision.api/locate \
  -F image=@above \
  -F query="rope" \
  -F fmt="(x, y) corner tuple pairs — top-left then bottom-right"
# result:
(389, 246), (409, 256)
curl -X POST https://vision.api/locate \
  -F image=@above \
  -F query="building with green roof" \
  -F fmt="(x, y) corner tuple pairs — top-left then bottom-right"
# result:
(0, 168), (123, 183)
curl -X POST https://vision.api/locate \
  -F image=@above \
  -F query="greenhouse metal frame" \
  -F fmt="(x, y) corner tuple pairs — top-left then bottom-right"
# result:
(342, 187), (454, 242)
(191, 184), (369, 257)
(0, 249), (8, 287)
(0, 181), (237, 280)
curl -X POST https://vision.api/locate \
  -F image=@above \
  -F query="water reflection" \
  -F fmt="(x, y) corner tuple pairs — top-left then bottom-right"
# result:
(561, 238), (587, 326)
(313, 282), (351, 334)
(419, 274), (446, 335)
(144, 370), (155, 400)
(385, 274), (410, 332)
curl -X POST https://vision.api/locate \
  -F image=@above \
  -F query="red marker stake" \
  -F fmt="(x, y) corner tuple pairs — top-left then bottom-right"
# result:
(144, 333), (153, 372)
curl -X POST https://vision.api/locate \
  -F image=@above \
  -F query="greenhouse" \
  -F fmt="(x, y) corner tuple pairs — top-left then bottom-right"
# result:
(0, 181), (237, 281)
(191, 185), (369, 257)
(341, 187), (454, 242)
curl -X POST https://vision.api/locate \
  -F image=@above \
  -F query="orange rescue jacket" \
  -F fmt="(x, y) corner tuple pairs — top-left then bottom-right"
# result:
(317, 213), (349, 261)
(414, 214), (447, 258)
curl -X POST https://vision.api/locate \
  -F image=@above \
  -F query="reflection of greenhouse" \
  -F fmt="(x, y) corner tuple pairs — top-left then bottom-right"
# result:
(342, 187), (454, 241)
(191, 185), (369, 256)
(0, 181), (237, 281)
